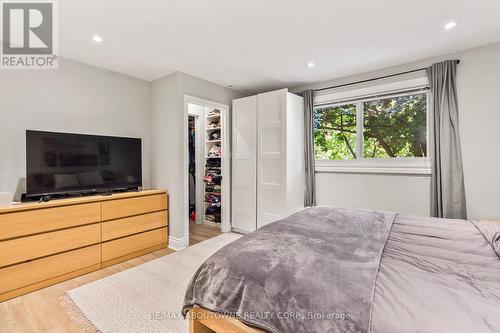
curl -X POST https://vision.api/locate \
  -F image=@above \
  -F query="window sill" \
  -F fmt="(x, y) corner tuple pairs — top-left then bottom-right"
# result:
(315, 159), (431, 175)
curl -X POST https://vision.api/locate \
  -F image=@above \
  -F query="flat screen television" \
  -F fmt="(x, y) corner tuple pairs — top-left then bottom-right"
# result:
(26, 130), (142, 199)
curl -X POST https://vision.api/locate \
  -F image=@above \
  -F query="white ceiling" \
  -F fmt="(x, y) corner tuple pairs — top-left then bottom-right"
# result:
(59, 0), (500, 91)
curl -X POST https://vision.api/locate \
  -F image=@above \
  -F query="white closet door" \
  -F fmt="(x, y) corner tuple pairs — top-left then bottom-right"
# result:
(231, 96), (257, 233)
(257, 89), (286, 228)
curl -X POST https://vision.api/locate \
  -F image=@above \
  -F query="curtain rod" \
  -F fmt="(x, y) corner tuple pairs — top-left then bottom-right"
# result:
(315, 60), (460, 92)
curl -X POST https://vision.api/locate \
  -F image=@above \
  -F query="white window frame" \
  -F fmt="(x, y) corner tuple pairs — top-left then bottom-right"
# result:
(314, 77), (432, 175)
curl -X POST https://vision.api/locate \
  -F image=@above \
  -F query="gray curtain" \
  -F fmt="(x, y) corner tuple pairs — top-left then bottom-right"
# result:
(303, 90), (316, 207)
(426, 60), (467, 219)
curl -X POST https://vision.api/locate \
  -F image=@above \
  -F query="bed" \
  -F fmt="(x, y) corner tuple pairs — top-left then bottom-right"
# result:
(182, 207), (500, 333)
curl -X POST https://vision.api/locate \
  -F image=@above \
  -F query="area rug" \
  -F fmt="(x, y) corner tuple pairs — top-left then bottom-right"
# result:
(64, 233), (242, 333)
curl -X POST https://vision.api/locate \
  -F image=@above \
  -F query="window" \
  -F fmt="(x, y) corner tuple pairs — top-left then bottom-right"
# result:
(363, 94), (427, 158)
(314, 90), (430, 174)
(314, 104), (357, 160)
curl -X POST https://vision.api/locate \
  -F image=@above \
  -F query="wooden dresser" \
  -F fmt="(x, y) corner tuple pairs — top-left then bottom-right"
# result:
(0, 190), (168, 302)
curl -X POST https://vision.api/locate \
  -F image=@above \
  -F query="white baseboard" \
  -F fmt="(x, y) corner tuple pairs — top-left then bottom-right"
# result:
(168, 236), (188, 250)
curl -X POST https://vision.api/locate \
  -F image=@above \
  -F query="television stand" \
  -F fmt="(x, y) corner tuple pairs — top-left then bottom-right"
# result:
(0, 190), (168, 302)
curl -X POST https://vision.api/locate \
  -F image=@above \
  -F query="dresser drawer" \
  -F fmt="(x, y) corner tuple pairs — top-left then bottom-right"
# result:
(101, 194), (167, 221)
(102, 227), (167, 262)
(102, 211), (168, 241)
(0, 223), (101, 268)
(0, 202), (101, 240)
(0, 245), (101, 295)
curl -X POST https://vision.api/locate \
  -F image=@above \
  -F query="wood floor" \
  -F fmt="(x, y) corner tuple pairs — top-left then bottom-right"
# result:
(0, 223), (222, 333)
(189, 219), (222, 245)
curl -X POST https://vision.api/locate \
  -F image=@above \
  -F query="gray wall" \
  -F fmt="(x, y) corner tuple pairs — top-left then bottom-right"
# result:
(0, 58), (153, 199)
(0, 59), (242, 246)
(294, 42), (500, 220)
(151, 72), (244, 243)
(1, 41), (498, 239)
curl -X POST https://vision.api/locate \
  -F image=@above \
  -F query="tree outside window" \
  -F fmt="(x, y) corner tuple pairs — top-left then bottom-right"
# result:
(314, 104), (357, 160)
(314, 93), (427, 160)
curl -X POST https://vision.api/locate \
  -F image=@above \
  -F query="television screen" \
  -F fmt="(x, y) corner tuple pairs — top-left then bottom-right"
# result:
(26, 130), (142, 197)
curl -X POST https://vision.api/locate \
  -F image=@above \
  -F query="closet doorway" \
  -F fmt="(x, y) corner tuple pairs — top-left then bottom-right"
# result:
(184, 95), (230, 246)
(188, 116), (198, 224)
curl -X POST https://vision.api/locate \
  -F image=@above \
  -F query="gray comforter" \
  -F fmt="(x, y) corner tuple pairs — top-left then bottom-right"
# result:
(371, 215), (500, 333)
(183, 208), (500, 333)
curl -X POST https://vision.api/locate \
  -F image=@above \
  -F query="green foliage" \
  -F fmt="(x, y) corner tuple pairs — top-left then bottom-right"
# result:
(314, 104), (357, 160)
(314, 94), (427, 160)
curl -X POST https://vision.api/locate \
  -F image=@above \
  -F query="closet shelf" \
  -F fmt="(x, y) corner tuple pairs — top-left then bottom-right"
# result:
(206, 114), (221, 120)
(204, 107), (223, 230)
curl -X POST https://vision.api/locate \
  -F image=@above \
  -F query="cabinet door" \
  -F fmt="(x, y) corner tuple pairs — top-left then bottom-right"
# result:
(257, 89), (286, 228)
(231, 96), (258, 233)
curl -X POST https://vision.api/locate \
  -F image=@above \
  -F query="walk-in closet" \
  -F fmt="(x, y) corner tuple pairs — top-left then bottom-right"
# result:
(185, 96), (230, 246)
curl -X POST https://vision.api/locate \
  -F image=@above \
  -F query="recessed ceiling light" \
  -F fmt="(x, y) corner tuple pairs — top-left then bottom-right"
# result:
(444, 21), (458, 30)
(92, 35), (103, 43)
(307, 62), (315, 68)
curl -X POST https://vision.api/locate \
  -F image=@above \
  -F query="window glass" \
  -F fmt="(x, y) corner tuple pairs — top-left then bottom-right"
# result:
(313, 104), (357, 160)
(363, 94), (427, 158)
(313, 92), (428, 161)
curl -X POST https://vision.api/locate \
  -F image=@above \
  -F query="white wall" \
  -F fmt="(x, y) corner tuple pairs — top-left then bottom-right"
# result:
(315, 173), (430, 215)
(0, 58), (152, 199)
(151, 72), (243, 245)
(293, 42), (500, 220)
(457, 43), (500, 220)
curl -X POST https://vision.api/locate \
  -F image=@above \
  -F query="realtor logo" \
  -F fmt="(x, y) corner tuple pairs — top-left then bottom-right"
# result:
(1, 0), (58, 69)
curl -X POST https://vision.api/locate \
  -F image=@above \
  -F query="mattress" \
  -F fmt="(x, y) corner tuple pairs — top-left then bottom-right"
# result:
(183, 208), (500, 333)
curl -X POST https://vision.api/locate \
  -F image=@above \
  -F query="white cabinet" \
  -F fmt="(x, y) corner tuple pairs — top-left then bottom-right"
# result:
(231, 89), (304, 233)
(231, 96), (258, 233)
